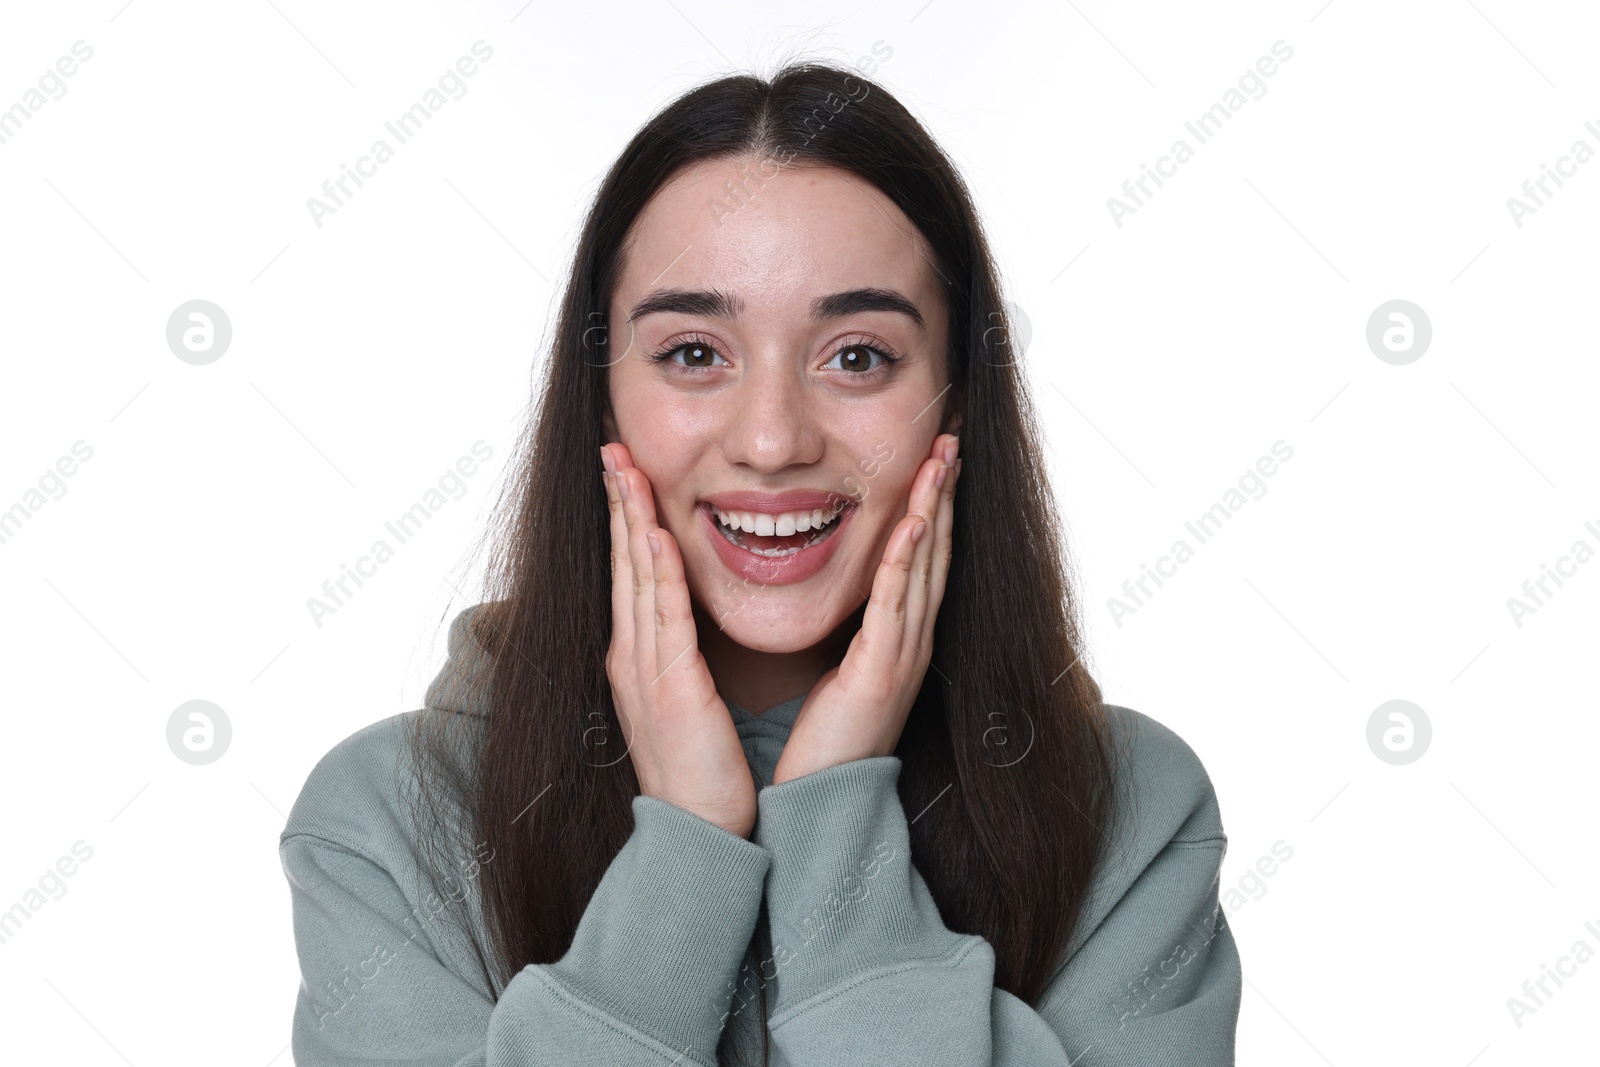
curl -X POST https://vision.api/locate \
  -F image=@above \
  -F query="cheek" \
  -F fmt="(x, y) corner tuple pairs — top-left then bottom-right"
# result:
(636, 458), (693, 520)
(830, 430), (898, 499)
(849, 472), (917, 566)
(611, 386), (697, 483)
(858, 439), (925, 512)
(630, 433), (707, 535)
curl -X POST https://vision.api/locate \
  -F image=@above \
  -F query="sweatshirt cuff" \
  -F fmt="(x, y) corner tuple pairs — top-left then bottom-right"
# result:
(755, 756), (977, 1016)
(542, 794), (771, 1062)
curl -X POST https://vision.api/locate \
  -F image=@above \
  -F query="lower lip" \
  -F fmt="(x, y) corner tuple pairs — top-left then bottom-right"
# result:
(700, 502), (856, 586)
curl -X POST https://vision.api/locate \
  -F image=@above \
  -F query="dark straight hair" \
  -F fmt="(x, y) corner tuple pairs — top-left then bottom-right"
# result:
(406, 59), (1120, 1066)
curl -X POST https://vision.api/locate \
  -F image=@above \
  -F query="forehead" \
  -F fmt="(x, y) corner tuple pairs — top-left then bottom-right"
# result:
(613, 158), (943, 319)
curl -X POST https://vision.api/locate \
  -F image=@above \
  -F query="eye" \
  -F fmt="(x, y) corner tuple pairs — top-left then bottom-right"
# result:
(825, 340), (901, 376)
(649, 335), (728, 374)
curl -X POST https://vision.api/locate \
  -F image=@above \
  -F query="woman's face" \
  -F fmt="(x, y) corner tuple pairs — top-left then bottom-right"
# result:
(604, 156), (960, 654)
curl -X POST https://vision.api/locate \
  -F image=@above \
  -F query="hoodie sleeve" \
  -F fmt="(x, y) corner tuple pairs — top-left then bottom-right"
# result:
(751, 751), (1241, 1065)
(281, 793), (771, 1067)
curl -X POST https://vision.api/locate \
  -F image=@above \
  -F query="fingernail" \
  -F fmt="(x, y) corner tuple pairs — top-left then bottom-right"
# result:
(911, 518), (928, 544)
(944, 436), (959, 465)
(647, 531), (660, 556)
(616, 471), (630, 501)
(936, 462), (949, 490)
(600, 447), (616, 475)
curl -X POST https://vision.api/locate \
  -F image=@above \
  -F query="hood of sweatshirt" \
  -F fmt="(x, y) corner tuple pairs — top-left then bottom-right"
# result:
(423, 602), (804, 787)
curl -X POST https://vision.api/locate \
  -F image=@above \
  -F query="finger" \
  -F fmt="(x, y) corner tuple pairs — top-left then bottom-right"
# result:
(645, 522), (705, 698)
(859, 509), (924, 688)
(900, 453), (944, 658)
(902, 433), (955, 650)
(618, 463), (664, 682)
(921, 445), (960, 652)
(603, 446), (634, 655)
(609, 442), (638, 472)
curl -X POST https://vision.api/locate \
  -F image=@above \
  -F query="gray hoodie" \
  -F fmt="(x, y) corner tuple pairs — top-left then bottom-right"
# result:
(279, 603), (1241, 1065)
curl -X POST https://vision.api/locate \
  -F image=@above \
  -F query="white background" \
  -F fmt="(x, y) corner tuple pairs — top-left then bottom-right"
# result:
(1, 0), (1596, 1063)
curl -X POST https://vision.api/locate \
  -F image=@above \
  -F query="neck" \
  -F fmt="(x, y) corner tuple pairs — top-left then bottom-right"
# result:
(693, 600), (862, 716)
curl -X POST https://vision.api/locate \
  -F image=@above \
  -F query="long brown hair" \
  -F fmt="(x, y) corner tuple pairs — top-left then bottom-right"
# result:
(406, 59), (1120, 1063)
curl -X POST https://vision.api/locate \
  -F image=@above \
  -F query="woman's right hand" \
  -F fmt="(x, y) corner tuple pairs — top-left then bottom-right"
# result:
(601, 442), (758, 840)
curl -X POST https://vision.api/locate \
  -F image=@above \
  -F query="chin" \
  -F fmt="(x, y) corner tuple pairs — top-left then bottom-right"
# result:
(691, 580), (856, 652)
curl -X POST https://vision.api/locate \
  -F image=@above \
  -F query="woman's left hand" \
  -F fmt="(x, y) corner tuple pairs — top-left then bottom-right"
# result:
(770, 433), (962, 786)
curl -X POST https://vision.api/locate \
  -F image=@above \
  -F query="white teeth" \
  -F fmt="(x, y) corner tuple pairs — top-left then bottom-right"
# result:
(711, 502), (845, 535)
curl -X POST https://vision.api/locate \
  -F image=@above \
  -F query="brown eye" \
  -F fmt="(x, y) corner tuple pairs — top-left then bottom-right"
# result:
(839, 345), (873, 371)
(650, 338), (728, 374)
(827, 342), (899, 375)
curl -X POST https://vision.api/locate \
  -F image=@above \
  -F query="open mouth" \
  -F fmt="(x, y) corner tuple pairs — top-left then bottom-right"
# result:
(704, 501), (854, 558)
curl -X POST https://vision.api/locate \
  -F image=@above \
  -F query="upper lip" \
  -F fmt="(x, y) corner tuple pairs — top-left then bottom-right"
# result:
(700, 489), (854, 514)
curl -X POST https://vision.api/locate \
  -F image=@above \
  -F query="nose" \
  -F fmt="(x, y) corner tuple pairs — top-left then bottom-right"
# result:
(718, 347), (824, 475)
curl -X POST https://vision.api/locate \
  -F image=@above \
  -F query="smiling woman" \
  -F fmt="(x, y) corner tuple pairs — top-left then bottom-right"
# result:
(280, 60), (1241, 1067)
(603, 158), (961, 729)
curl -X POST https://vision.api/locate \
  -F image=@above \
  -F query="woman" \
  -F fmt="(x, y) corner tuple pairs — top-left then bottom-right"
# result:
(280, 61), (1241, 1066)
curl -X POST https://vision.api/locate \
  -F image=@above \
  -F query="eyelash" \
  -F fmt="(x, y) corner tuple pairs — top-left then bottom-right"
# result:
(648, 333), (903, 378)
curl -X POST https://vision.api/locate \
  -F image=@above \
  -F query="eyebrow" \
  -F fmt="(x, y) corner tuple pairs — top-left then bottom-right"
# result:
(626, 286), (925, 330)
